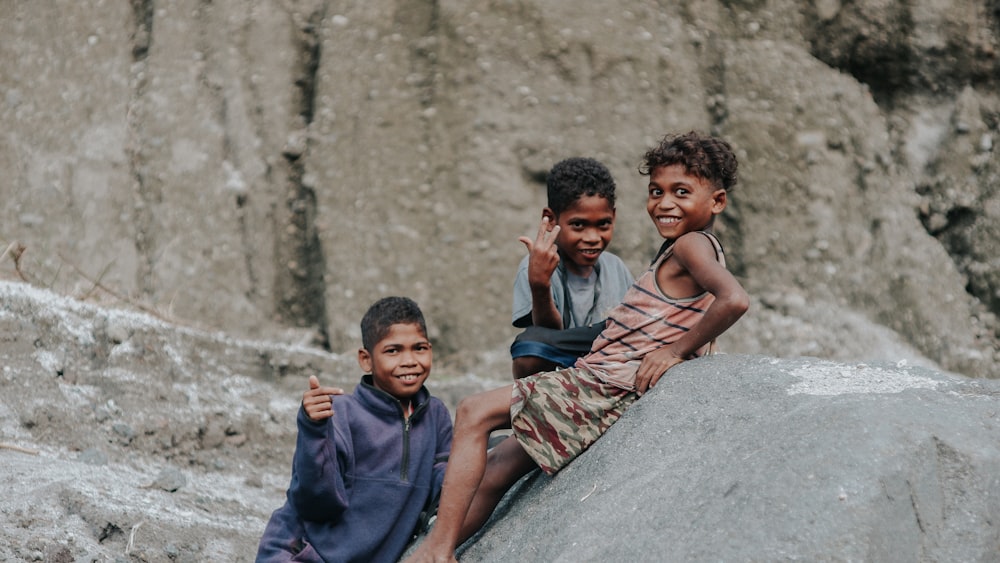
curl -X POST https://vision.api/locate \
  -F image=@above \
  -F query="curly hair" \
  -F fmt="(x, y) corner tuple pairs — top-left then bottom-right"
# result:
(546, 157), (617, 215)
(639, 131), (738, 192)
(360, 296), (427, 352)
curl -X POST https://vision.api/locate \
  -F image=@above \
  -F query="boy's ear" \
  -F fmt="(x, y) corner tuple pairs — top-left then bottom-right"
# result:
(711, 189), (728, 215)
(542, 208), (556, 223)
(357, 348), (373, 374)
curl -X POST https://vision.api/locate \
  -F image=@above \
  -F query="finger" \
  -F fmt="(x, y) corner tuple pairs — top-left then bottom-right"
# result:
(518, 236), (533, 251)
(634, 370), (650, 396)
(309, 375), (320, 389)
(647, 370), (664, 391)
(543, 225), (561, 247)
(304, 387), (343, 404)
(536, 216), (551, 237)
(306, 405), (334, 422)
(305, 397), (332, 410)
(535, 217), (556, 244)
(303, 391), (331, 406)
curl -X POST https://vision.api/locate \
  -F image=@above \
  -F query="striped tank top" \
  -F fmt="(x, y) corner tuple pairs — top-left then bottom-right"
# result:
(575, 231), (725, 390)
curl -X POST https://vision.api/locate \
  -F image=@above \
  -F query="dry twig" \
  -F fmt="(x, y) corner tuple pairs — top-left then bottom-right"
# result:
(0, 442), (40, 455)
(125, 520), (145, 554)
(0, 240), (30, 282)
(57, 252), (176, 323)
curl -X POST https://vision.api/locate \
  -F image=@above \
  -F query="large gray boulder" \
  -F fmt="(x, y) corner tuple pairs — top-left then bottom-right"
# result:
(453, 354), (1000, 562)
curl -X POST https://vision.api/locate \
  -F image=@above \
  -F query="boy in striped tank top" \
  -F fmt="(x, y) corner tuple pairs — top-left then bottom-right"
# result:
(406, 132), (749, 563)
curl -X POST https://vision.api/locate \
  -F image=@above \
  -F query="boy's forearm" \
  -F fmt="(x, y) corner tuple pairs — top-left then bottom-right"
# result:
(289, 425), (350, 520)
(289, 467), (349, 516)
(529, 284), (562, 328)
(671, 290), (749, 358)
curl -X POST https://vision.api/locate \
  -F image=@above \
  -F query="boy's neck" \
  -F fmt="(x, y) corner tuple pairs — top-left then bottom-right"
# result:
(558, 250), (597, 279)
(563, 262), (595, 279)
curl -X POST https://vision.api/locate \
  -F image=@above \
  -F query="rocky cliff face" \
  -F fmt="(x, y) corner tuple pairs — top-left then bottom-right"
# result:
(1, 1), (997, 377)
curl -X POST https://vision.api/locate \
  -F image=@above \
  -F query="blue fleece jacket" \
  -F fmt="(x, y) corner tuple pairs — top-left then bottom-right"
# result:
(256, 375), (452, 563)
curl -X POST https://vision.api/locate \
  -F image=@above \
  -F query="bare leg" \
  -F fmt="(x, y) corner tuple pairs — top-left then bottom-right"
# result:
(459, 435), (536, 541)
(405, 385), (517, 563)
(511, 356), (558, 380)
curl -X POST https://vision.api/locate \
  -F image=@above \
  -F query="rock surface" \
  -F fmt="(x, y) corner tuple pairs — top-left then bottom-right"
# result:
(452, 354), (1000, 562)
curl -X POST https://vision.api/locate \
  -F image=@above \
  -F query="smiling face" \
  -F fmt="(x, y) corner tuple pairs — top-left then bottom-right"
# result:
(549, 193), (616, 277)
(646, 164), (727, 240)
(357, 322), (432, 404)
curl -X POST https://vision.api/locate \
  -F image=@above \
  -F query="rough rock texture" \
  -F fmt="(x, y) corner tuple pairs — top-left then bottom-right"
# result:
(3, 282), (998, 562)
(1, 1), (998, 378)
(451, 354), (1000, 562)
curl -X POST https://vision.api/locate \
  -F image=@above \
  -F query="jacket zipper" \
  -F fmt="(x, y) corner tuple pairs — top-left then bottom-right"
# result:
(401, 416), (411, 481)
(400, 401), (429, 482)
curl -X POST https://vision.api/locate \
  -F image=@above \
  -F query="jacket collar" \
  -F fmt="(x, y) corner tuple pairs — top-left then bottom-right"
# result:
(357, 374), (431, 419)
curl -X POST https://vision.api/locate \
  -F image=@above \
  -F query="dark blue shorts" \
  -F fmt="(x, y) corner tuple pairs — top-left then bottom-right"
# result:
(509, 323), (605, 368)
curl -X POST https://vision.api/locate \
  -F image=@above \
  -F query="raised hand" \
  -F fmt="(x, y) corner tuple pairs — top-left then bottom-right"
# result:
(518, 215), (561, 288)
(302, 375), (345, 421)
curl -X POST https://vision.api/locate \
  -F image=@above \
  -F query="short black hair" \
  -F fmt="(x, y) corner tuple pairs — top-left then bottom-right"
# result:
(360, 297), (427, 351)
(640, 131), (738, 192)
(546, 157), (616, 216)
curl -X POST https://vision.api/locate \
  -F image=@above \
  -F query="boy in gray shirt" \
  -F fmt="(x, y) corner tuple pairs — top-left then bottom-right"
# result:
(511, 157), (634, 379)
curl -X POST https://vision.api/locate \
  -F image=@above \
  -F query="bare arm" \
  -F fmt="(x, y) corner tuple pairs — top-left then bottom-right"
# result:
(634, 233), (749, 395)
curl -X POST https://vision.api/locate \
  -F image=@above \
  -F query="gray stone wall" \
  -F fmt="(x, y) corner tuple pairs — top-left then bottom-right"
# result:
(2, 1), (997, 377)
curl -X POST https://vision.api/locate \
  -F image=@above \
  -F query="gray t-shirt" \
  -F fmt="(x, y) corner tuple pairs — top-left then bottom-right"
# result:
(512, 251), (635, 328)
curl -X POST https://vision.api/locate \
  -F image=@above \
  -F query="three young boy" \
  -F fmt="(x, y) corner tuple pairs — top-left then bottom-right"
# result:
(260, 131), (748, 563)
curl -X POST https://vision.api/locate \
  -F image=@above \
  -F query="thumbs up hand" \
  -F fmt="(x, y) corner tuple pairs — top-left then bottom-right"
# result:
(302, 375), (344, 421)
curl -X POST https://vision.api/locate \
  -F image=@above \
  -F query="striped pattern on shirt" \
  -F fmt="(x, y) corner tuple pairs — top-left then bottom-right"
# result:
(576, 231), (725, 390)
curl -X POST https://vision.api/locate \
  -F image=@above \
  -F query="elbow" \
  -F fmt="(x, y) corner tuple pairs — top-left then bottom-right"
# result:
(291, 489), (345, 522)
(728, 289), (750, 320)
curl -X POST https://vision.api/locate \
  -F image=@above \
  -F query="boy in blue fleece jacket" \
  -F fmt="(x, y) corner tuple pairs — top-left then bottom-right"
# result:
(256, 297), (453, 563)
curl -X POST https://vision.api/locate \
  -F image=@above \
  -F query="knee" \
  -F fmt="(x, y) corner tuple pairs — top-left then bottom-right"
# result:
(511, 356), (556, 380)
(511, 357), (531, 380)
(454, 395), (489, 430)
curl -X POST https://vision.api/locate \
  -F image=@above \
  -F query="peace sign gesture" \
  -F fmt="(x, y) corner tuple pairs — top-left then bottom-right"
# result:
(519, 215), (561, 285)
(517, 215), (563, 329)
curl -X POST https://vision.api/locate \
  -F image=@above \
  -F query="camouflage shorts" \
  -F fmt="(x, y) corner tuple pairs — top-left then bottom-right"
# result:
(511, 366), (637, 475)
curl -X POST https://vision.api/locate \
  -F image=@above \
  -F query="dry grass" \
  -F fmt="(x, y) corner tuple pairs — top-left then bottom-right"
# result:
(0, 240), (29, 282)
(1, 239), (181, 325)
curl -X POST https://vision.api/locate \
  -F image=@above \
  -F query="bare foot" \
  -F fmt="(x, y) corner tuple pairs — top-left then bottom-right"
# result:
(404, 540), (458, 563)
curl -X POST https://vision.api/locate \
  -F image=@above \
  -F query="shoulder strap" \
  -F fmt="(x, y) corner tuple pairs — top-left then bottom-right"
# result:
(698, 231), (724, 355)
(651, 231), (725, 265)
(696, 231), (725, 266)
